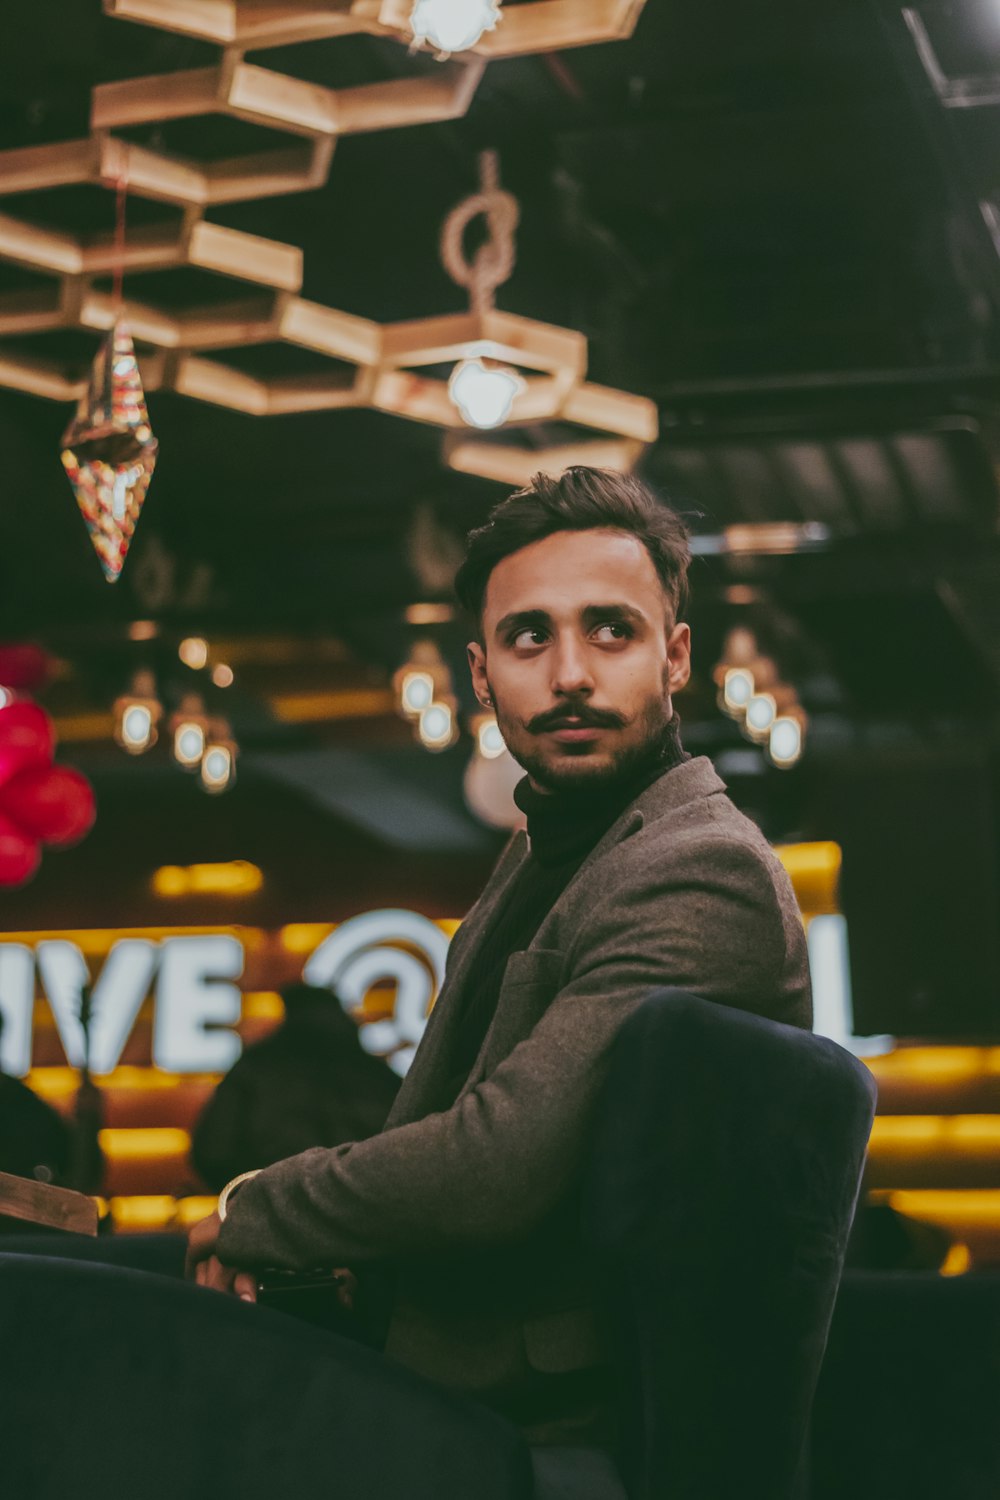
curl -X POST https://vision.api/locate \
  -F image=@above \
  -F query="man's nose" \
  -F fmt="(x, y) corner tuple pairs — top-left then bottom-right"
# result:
(550, 637), (594, 698)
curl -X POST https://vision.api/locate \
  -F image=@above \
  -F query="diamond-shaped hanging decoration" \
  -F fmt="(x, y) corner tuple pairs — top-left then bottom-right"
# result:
(60, 322), (157, 584)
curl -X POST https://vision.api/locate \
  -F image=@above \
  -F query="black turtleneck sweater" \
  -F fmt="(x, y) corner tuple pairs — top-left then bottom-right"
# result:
(440, 713), (691, 1106)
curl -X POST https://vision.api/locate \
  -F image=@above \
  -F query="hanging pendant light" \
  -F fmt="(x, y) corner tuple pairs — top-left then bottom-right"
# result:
(60, 162), (157, 583)
(448, 356), (524, 428)
(410, 0), (503, 55)
(371, 150), (657, 478)
(113, 669), (162, 755)
(61, 321), (158, 583)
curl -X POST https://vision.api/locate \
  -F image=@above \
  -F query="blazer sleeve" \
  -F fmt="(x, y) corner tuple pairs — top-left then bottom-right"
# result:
(216, 834), (789, 1270)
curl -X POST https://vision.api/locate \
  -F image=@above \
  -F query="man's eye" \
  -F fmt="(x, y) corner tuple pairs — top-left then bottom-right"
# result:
(593, 622), (632, 642)
(512, 628), (547, 648)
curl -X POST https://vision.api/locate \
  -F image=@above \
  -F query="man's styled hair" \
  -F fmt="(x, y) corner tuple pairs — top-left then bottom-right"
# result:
(455, 467), (691, 633)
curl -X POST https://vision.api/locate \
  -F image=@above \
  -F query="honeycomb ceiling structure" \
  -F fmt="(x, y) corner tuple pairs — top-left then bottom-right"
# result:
(104, 1), (649, 59)
(0, 0), (656, 479)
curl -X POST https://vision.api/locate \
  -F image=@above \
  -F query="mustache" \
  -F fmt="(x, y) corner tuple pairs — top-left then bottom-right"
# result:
(528, 703), (626, 734)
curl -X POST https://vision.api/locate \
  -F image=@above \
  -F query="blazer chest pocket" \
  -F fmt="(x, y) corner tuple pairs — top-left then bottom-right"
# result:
(502, 947), (565, 995)
(471, 949), (566, 1079)
(498, 947), (565, 1025)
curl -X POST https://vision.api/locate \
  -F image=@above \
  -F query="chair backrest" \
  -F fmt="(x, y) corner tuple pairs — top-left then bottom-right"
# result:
(582, 989), (877, 1500)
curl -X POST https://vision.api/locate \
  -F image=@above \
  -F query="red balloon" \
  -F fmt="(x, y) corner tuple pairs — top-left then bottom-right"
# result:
(0, 809), (40, 886)
(0, 643), (50, 691)
(0, 764), (96, 848)
(0, 702), (54, 788)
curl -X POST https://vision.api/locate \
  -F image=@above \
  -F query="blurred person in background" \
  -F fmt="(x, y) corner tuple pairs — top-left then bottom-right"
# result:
(0, 1012), (71, 1192)
(191, 983), (400, 1193)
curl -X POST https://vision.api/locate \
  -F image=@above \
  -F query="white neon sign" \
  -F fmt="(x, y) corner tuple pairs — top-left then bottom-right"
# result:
(0, 933), (243, 1078)
(0, 911), (870, 1080)
(153, 935), (243, 1073)
(304, 909), (450, 1077)
(0, 912), (448, 1079)
(35, 940), (156, 1073)
(807, 914), (893, 1057)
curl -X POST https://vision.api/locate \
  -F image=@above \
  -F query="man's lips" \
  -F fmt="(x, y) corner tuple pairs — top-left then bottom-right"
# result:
(545, 721), (608, 742)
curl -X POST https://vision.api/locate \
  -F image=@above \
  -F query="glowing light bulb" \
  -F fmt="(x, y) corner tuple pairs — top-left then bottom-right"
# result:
(179, 637), (208, 670)
(121, 703), (153, 752)
(212, 663), (234, 688)
(769, 716), (803, 768)
(114, 669), (161, 755)
(410, 0), (502, 55)
(174, 721), (206, 768)
(745, 692), (777, 741)
(448, 358), (524, 430)
(419, 701), (455, 750)
(722, 667), (754, 715)
(477, 718), (506, 759)
(401, 670), (435, 718)
(201, 743), (235, 793)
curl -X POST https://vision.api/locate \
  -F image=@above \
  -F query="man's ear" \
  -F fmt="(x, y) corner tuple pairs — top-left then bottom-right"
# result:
(467, 641), (489, 704)
(667, 622), (692, 695)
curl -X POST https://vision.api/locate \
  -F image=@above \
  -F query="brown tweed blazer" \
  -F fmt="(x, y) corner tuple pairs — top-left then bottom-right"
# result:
(217, 756), (812, 1433)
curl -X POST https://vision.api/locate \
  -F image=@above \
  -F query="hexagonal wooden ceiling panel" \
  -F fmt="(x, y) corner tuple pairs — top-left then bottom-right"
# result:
(0, 0), (656, 476)
(105, 1), (648, 59)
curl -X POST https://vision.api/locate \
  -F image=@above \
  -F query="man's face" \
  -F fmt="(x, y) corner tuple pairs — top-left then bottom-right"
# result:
(467, 528), (691, 793)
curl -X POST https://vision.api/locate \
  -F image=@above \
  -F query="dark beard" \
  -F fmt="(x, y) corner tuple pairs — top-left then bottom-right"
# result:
(507, 696), (676, 797)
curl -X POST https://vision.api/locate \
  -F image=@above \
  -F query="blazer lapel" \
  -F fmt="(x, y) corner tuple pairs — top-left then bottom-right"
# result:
(464, 757), (729, 1082)
(529, 754), (728, 948)
(385, 829), (530, 1128)
(386, 757), (726, 1126)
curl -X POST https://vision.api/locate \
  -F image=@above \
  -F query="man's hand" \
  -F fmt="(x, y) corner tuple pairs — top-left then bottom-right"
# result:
(185, 1211), (258, 1301)
(185, 1209), (221, 1278)
(185, 1212), (356, 1309)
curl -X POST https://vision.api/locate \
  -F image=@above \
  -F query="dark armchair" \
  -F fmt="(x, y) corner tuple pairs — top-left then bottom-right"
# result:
(0, 988), (876, 1500)
(583, 988), (877, 1500)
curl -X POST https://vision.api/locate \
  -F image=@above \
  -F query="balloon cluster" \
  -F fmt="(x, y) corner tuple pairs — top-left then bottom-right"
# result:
(0, 645), (96, 888)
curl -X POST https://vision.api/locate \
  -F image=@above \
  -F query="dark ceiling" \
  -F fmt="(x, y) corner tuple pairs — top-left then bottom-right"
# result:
(0, 0), (999, 926)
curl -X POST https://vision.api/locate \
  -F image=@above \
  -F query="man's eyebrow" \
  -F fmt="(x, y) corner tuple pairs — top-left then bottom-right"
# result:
(494, 609), (552, 641)
(580, 603), (648, 628)
(493, 603), (649, 640)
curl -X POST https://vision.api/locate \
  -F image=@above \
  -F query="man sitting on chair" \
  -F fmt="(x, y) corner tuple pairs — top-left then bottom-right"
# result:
(187, 465), (812, 1464)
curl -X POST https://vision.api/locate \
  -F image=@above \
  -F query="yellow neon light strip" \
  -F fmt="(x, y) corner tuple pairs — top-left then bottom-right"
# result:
(773, 840), (841, 915)
(866, 1047), (1000, 1084)
(152, 861), (264, 898)
(107, 1195), (217, 1231)
(885, 1190), (1000, 1227)
(28, 1067), (222, 1099)
(869, 1115), (1000, 1151)
(175, 1196), (218, 1226)
(243, 990), (284, 1020)
(109, 1195), (179, 1230)
(280, 922), (335, 954)
(98, 1128), (191, 1160)
(269, 688), (395, 723)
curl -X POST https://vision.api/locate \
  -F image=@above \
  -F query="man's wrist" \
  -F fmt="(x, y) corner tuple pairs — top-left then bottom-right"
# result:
(217, 1168), (261, 1222)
